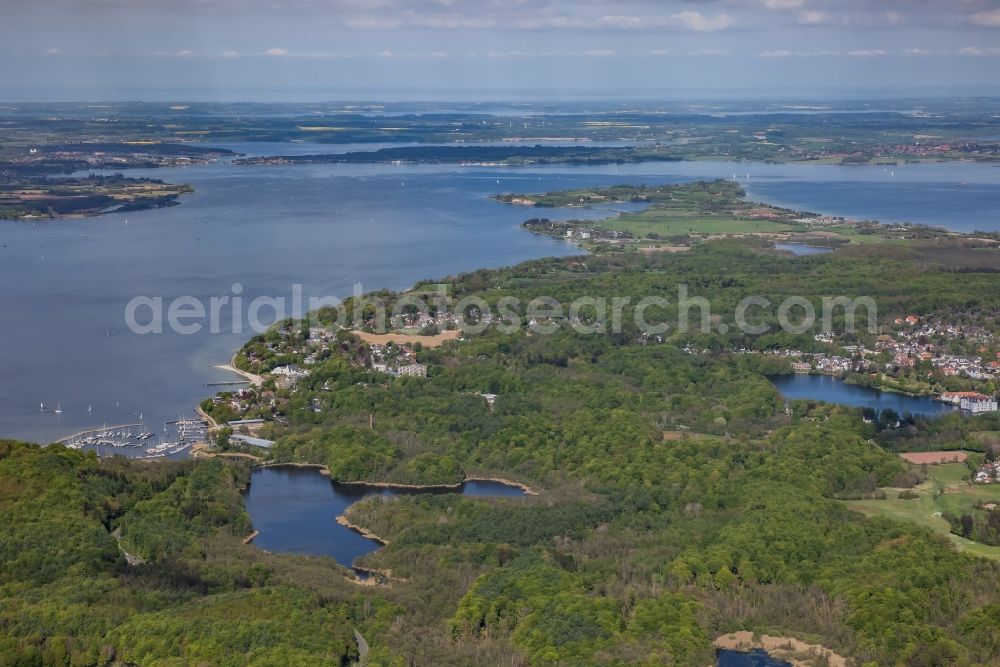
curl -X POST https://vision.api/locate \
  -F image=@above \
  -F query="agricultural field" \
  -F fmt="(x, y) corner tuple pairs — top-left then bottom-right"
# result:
(596, 208), (802, 238)
(846, 460), (1000, 561)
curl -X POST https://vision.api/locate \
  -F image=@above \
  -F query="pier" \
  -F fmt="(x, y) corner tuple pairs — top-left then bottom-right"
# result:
(57, 423), (144, 447)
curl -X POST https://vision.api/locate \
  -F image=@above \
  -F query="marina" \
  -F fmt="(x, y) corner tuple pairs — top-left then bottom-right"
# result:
(56, 416), (209, 459)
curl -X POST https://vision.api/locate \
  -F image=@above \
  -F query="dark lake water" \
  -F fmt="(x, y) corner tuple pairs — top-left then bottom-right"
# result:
(717, 649), (792, 667)
(242, 466), (524, 567)
(1, 145), (996, 444)
(769, 373), (955, 417)
(774, 242), (833, 256)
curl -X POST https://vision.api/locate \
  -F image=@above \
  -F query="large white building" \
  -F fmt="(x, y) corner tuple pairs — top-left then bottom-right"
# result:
(960, 394), (999, 414)
(398, 363), (428, 378)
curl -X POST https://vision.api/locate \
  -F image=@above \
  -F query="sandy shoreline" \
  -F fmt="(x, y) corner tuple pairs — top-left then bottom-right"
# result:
(714, 631), (848, 667)
(336, 515), (388, 545)
(215, 351), (264, 386)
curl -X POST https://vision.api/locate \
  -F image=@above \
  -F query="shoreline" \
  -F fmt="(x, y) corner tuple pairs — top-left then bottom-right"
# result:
(776, 370), (942, 400)
(335, 515), (388, 545)
(248, 461), (538, 495)
(195, 406), (218, 430)
(256, 461), (331, 476)
(714, 631), (848, 667)
(215, 350), (264, 386)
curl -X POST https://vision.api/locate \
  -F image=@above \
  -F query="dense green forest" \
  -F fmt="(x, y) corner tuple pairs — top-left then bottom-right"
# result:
(0, 441), (362, 666)
(7, 238), (1000, 665)
(220, 239), (1000, 664)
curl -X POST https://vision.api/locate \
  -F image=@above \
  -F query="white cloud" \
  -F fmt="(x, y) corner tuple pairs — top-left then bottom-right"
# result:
(959, 46), (1000, 56)
(345, 17), (402, 30)
(378, 49), (449, 58)
(796, 10), (831, 25)
(759, 49), (900, 58)
(410, 16), (495, 29)
(687, 49), (727, 56)
(45, 48), (63, 56)
(486, 50), (531, 58)
(671, 11), (735, 32)
(903, 48), (931, 56)
(222, 50), (239, 58)
(970, 8), (1000, 27)
(763, 0), (804, 9)
(649, 49), (671, 56)
(487, 49), (615, 58)
(264, 47), (288, 56)
(153, 49), (194, 57)
(346, 10), (733, 32)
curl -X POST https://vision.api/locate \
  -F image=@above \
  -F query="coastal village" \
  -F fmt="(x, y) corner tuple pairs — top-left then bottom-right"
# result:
(680, 312), (1000, 413)
(208, 301), (1000, 452)
(205, 321), (442, 434)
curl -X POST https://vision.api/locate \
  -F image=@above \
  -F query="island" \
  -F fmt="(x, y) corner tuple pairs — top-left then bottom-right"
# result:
(499, 179), (989, 250)
(0, 141), (234, 220)
(0, 174), (193, 219)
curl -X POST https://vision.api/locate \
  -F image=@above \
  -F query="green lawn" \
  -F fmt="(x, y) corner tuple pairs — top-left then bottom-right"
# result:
(597, 211), (801, 238)
(845, 462), (1000, 561)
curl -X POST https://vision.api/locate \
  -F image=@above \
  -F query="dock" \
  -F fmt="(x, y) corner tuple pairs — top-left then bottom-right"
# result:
(57, 423), (144, 447)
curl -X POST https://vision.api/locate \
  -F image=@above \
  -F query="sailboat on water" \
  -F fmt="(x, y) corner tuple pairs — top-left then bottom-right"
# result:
(53, 403), (62, 415)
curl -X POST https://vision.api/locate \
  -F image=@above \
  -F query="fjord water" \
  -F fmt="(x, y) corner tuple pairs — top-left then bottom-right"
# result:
(1, 147), (997, 444)
(242, 466), (524, 566)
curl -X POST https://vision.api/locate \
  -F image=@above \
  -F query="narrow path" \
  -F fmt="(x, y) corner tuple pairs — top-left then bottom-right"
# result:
(110, 527), (145, 566)
(354, 629), (369, 665)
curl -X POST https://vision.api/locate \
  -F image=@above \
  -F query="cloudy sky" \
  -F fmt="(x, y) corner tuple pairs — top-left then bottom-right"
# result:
(3, 0), (1000, 99)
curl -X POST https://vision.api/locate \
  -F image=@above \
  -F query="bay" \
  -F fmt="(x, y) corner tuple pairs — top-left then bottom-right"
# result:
(1, 146), (996, 444)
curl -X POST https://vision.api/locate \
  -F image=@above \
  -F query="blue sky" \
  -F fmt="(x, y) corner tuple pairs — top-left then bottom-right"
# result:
(4, 0), (1000, 99)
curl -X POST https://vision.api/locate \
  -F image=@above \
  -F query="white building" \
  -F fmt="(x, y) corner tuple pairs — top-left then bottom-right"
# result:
(398, 363), (428, 378)
(960, 395), (999, 414)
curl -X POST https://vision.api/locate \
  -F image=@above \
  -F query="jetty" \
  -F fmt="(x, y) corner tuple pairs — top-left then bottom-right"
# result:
(58, 423), (144, 449)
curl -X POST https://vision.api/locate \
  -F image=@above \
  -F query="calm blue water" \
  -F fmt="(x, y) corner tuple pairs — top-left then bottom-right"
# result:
(717, 649), (792, 667)
(774, 242), (833, 256)
(242, 466), (524, 567)
(0, 146), (995, 444)
(748, 178), (1000, 233)
(769, 373), (955, 417)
